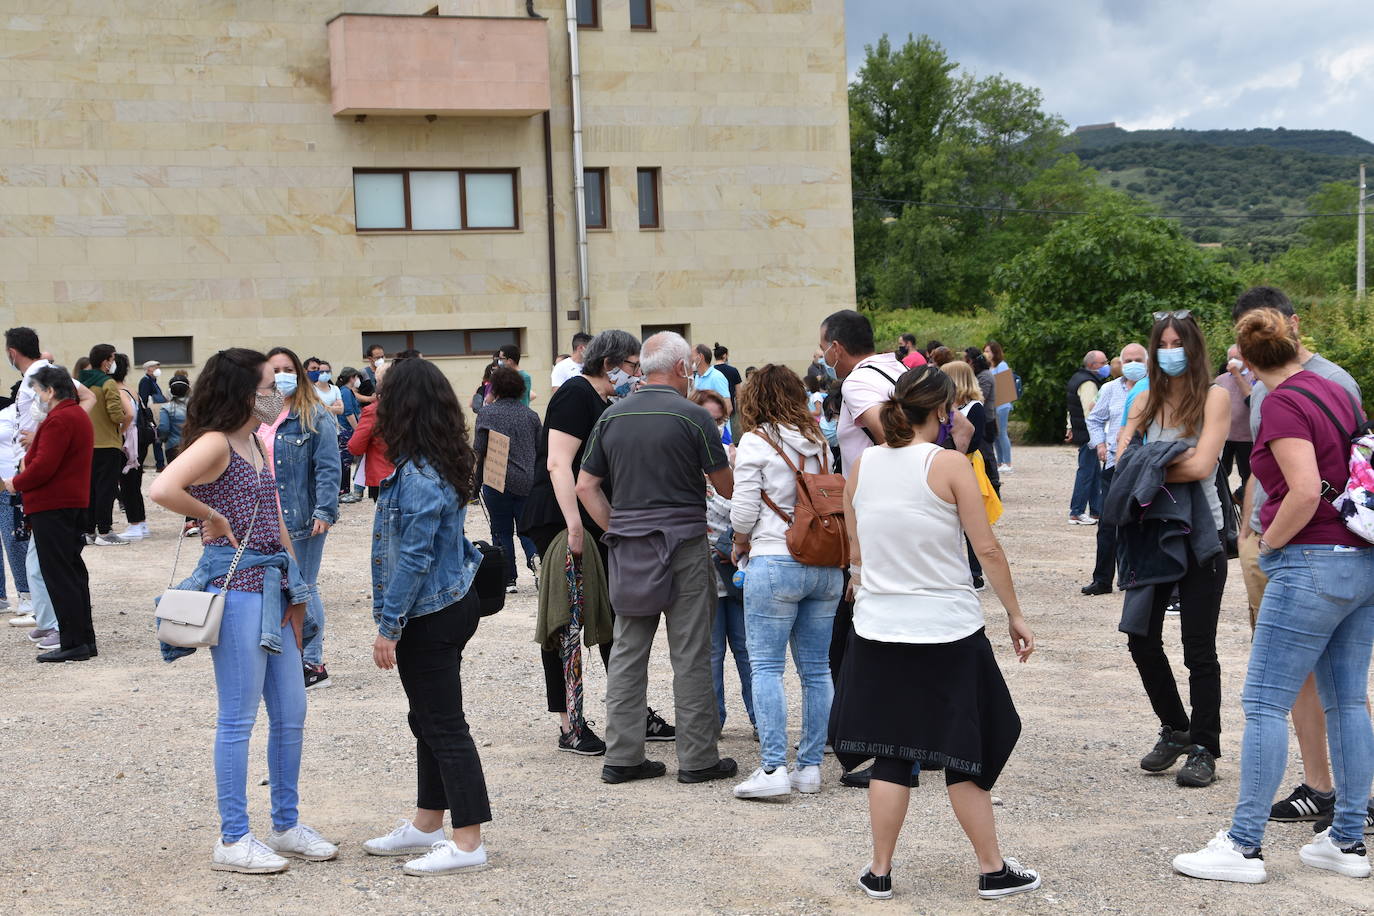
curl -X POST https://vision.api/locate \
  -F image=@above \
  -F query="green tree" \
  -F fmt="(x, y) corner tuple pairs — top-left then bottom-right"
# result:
(994, 200), (1240, 441)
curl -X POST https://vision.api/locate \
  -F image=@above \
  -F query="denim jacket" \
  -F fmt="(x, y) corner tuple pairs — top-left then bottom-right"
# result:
(271, 404), (341, 540)
(157, 545), (312, 662)
(372, 459), (481, 640)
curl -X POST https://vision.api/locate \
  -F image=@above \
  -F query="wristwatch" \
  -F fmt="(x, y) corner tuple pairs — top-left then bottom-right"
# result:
(1258, 539), (1277, 556)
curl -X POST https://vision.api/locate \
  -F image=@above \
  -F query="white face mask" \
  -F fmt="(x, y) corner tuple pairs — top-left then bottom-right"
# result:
(153, 368), (162, 379)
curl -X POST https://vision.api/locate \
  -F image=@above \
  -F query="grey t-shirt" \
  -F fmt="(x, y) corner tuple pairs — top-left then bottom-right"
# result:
(580, 385), (729, 512)
(1248, 353), (1361, 533)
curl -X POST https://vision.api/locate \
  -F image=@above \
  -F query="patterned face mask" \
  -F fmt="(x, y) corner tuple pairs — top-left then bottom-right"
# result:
(252, 389), (285, 425)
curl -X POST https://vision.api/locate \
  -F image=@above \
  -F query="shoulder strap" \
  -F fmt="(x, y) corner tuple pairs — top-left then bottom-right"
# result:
(167, 437), (266, 589)
(1283, 385), (1358, 504)
(865, 364), (899, 385)
(756, 432), (822, 525)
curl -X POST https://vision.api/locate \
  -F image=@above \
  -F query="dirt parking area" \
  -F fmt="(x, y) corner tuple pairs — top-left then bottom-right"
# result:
(2, 445), (1371, 915)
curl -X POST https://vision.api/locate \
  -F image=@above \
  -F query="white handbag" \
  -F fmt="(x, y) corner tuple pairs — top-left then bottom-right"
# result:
(156, 488), (261, 649)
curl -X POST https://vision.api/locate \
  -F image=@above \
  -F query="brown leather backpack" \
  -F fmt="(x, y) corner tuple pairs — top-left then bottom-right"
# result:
(759, 434), (850, 568)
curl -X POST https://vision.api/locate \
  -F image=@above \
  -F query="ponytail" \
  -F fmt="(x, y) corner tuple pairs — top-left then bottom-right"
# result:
(880, 398), (916, 447)
(879, 365), (954, 446)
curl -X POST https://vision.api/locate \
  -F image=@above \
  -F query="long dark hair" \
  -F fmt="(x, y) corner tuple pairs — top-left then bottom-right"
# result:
(183, 348), (267, 448)
(1139, 314), (1211, 438)
(375, 357), (475, 501)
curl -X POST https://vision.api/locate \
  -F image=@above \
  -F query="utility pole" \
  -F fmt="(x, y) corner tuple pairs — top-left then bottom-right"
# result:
(1359, 163), (1367, 300)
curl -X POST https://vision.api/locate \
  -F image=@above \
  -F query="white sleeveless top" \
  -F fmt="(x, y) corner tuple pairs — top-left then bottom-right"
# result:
(851, 442), (984, 644)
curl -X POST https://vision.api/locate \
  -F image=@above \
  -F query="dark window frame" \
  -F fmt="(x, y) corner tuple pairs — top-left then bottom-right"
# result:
(629, 0), (653, 30)
(576, 0), (599, 29)
(132, 335), (194, 367)
(353, 168), (520, 232)
(584, 167), (609, 229)
(360, 328), (523, 359)
(636, 166), (661, 229)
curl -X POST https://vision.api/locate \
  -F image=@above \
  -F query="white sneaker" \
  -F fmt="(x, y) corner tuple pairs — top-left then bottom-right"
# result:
(117, 522), (149, 541)
(7, 613), (35, 627)
(16, 595), (32, 613)
(1300, 829), (1370, 878)
(998, 464), (1013, 474)
(94, 532), (129, 546)
(1172, 830), (1267, 883)
(733, 765), (792, 799)
(790, 764), (822, 794)
(265, 824), (338, 862)
(362, 819), (447, 857)
(211, 833), (290, 874)
(402, 840), (488, 876)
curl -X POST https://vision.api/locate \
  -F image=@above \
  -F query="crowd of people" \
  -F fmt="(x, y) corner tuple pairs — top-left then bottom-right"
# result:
(4, 283), (1372, 897)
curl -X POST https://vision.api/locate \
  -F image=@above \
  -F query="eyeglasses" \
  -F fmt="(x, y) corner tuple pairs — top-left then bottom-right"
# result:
(1152, 309), (1193, 322)
(622, 359), (641, 375)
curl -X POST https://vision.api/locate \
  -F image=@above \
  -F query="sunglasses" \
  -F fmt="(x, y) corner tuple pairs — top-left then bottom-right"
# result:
(1152, 309), (1193, 322)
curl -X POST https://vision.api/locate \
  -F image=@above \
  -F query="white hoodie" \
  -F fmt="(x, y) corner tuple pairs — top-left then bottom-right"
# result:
(729, 423), (829, 557)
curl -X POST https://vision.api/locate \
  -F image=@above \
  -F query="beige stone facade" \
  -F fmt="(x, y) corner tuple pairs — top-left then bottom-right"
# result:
(0, 0), (854, 398)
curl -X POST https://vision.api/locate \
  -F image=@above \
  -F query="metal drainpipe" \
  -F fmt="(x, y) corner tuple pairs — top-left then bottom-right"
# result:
(542, 112), (559, 362)
(564, 0), (591, 334)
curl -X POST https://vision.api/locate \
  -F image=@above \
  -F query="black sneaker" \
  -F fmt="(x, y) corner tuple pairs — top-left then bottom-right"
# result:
(1271, 784), (1335, 822)
(645, 706), (676, 742)
(303, 663), (332, 690)
(978, 857), (1041, 899)
(1313, 803), (1374, 835)
(840, 765), (872, 788)
(558, 721), (607, 756)
(505, 580), (518, 594)
(1080, 581), (1112, 596)
(858, 867), (893, 899)
(601, 760), (667, 784)
(678, 757), (738, 784)
(1140, 726), (1191, 772)
(1176, 745), (1217, 787)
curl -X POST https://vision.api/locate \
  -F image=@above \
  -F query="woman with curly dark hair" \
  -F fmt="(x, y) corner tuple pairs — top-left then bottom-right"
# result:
(360, 356), (492, 877)
(727, 364), (843, 800)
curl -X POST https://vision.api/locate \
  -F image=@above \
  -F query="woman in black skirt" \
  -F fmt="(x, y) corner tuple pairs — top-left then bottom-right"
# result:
(835, 365), (1038, 901)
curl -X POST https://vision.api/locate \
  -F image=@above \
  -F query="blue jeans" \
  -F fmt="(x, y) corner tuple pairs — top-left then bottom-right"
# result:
(1070, 442), (1102, 517)
(26, 536), (56, 632)
(482, 485), (536, 582)
(291, 532), (327, 667)
(711, 594), (754, 727)
(1228, 545), (1374, 848)
(209, 588), (307, 843)
(995, 403), (1013, 466)
(744, 555), (842, 769)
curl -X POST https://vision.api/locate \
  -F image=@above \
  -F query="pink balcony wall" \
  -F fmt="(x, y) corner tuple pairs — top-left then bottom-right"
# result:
(328, 14), (551, 118)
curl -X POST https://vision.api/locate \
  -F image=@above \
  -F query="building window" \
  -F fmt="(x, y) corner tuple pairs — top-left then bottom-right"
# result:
(636, 167), (661, 229)
(360, 329), (522, 359)
(584, 168), (608, 229)
(133, 336), (193, 366)
(630, 0), (653, 30)
(576, 0), (598, 28)
(640, 324), (689, 342)
(353, 169), (520, 231)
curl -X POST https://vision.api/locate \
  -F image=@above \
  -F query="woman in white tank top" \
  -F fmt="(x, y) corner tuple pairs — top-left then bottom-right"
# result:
(831, 365), (1039, 902)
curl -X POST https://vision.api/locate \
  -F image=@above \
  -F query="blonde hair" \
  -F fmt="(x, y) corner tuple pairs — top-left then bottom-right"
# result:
(940, 360), (983, 406)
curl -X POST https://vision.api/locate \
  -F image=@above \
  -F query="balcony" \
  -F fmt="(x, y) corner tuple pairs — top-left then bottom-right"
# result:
(327, 13), (551, 118)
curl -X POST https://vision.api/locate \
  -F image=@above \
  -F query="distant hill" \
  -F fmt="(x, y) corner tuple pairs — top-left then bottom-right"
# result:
(1070, 125), (1374, 157)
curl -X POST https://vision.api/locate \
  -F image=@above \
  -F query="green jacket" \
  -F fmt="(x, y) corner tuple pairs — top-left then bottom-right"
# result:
(534, 528), (614, 650)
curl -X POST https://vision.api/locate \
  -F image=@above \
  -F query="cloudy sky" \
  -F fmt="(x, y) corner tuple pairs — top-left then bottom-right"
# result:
(845, 0), (1374, 143)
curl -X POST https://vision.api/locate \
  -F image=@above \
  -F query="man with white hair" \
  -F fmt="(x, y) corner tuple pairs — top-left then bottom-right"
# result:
(1082, 343), (1148, 595)
(577, 331), (738, 786)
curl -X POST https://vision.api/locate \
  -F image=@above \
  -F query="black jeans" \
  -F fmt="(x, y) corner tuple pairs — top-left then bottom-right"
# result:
(1091, 467), (1118, 587)
(1126, 542), (1226, 757)
(138, 434), (165, 471)
(529, 522), (614, 713)
(1221, 441), (1252, 490)
(395, 590), (492, 829)
(830, 568), (854, 688)
(86, 447), (124, 536)
(119, 467), (145, 525)
(30, 508), (93, 650)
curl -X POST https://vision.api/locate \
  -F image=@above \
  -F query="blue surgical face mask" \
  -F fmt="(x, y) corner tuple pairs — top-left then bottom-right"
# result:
(306, 370), (321, 383)
(820, 342), (840, 380)
(1156, 348), (1188, 377)
(274, 371), (298, 396)
(1096, 364), (1111, 380)
(318, 371), (331, 384)
(1121, 361), (1147, 382)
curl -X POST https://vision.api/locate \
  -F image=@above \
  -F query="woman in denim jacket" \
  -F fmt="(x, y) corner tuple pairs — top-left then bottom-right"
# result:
(263, 347), (341, 690)
(149, 348), (336, 874)
(359, 357), (491, 877)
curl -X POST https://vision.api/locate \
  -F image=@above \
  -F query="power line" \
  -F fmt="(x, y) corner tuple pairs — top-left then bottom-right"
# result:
(852, 193), (1365, 221)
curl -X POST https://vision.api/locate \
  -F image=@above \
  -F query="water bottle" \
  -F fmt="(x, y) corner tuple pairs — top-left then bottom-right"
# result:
(732, 555), (747, 590)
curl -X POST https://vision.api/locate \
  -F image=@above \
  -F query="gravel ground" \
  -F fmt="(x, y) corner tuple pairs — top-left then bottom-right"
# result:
(2, 444), (1372, 915)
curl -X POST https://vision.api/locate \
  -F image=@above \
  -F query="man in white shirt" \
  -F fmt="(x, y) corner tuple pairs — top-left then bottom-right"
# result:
(1082, 343), (1147, 595)
(550, 332), (592, 391)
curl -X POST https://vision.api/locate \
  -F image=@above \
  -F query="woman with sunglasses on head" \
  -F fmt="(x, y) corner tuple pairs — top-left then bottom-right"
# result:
(263, 347), (341, 691)
(1112, 310), (1231, 789)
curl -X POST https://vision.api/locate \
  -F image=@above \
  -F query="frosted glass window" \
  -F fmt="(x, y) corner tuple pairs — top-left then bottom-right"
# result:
(584, 168), (606, 229)
(412, 330), (469, 356)
(463, 172), (517, 229)
(409, 171), (460, 230)
(469, 330), (514, 353)
(354, 172), (406, 229)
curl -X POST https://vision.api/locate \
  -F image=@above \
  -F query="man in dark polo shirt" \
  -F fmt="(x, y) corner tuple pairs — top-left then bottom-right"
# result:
(577, 331), (738, 786)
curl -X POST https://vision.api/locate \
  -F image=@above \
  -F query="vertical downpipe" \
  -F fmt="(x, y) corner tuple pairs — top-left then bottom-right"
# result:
(542, 112), (560, 361)
(564, 0), (591, 333)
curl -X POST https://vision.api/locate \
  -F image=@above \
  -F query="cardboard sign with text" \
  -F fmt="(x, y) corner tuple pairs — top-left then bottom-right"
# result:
(483, 431), (510, 493)
(994, 371), (1019, 407)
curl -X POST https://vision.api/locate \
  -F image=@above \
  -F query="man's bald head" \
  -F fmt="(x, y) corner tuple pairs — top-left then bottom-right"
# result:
(1120, 343), (1147, 364)
(1083, 351), (1107, 371)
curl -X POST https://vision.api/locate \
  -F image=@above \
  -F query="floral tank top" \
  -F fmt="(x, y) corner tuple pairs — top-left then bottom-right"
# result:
(188, 445), (283, 592)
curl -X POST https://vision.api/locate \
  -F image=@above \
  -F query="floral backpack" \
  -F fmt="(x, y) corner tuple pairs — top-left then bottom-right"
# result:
(1287, 385), (1374, 544)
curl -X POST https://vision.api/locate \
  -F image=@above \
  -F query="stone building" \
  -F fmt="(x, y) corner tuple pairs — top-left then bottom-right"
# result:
(0, 0), (855, 398)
